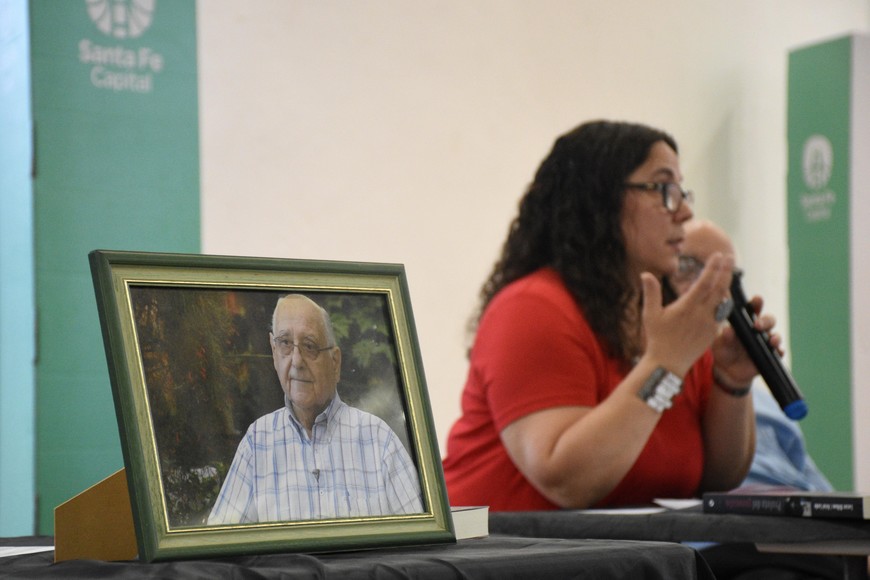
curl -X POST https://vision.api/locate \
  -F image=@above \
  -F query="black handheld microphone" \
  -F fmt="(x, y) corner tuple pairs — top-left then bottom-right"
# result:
(727, 271), (808, 420)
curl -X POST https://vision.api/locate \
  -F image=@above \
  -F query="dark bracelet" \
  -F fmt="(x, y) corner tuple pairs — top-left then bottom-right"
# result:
(712, 367), (753, 398)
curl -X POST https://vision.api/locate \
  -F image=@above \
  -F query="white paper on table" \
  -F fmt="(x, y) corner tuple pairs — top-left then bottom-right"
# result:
(580, 506), (667, 515)
(653, 498), (703, 510)
(0, 546), (54, 558)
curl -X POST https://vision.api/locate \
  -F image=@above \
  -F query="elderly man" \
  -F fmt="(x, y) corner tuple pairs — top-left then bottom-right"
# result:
(671, 219), (832, 493)
(208, 294), (423, 524)
(670, 220), (844, 579)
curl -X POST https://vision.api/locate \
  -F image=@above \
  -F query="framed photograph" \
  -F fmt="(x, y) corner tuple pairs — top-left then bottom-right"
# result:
(89, 250), (454, 562)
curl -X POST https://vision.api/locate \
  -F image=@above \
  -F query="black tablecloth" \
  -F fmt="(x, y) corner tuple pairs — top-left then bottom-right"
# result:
(490, 507), (870, 580)
(489, 506), (870, 544)
(0, 535), (714, 579)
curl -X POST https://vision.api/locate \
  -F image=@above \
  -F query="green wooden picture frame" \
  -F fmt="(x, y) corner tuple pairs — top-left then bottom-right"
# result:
(89, 250), (454, 562)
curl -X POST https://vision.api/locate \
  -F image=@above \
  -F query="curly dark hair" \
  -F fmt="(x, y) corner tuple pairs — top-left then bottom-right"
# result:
(474, 120), (678, 360)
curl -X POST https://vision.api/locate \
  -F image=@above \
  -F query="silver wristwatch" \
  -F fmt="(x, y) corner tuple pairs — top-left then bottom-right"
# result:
(637, 367), (683, 413)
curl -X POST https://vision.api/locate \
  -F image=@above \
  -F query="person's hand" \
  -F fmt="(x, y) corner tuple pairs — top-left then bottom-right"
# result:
(711, 294), (781, 388)
(641, 252), (735, 376)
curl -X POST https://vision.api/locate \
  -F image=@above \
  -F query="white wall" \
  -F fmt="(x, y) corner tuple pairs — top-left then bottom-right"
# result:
(197, 1), (869, 474)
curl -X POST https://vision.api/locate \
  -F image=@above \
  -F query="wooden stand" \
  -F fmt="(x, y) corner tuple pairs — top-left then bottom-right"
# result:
(54, 468), (138, 562)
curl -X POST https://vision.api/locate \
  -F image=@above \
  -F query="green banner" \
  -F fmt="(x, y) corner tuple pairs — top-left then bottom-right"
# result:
(787, 36), (852, 490)
(30, 0), (200, 533)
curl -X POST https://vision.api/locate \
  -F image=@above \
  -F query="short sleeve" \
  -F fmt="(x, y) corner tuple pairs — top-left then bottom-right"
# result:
(472, 275), (606, 432)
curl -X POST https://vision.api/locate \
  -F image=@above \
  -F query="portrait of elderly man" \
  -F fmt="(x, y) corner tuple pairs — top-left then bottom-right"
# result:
(208, 293), (424, 524)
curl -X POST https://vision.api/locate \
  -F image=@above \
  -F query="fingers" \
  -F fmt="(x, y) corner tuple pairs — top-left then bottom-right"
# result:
(643, 266), (727, 374)
(754, 311), (783, 355)
(688, 252), (734, 305)
(744, 294), (776, 335)
(768, 333), (785, 355)
(748, 295), (764, 312)
(746, 296), (778, 332)
(755, 312), (776, 332)
(640, 272), (662, 318)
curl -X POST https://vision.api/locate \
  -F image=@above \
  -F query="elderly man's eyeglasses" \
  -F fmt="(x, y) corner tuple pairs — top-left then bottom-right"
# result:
(624, 182), (694, 214)
(672, 255), (743, 285)
(272, 336), (333, 360)
(671, 255), (706, 284)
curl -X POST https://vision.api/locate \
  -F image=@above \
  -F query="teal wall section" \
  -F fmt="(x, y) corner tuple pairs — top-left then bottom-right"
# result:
(29, 0), (200, 534)
(0, 0), (36, 537)
(787, 36), (853, 490)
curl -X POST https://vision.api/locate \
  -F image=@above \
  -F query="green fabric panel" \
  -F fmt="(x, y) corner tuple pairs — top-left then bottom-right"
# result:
(30, 0), (200, 534)
(787, 36), (853, 490)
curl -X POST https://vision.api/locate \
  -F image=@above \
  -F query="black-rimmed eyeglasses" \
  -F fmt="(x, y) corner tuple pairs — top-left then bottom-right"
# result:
(624, 182), (694, 214)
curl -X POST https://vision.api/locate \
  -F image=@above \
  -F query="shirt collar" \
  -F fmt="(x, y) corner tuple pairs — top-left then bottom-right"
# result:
(284, 392), (343, 433)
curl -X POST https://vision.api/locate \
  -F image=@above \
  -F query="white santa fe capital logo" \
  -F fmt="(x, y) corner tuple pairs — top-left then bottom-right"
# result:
(86, 0), (155, 39)
(802, 134), (834, 191)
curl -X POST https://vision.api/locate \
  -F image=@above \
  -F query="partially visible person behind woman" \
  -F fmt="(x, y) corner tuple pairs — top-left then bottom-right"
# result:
(442, 120), (776, 511)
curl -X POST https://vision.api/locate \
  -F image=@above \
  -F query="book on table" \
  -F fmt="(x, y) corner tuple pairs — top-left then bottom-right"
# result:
(450, 506), (489, 539)
(702, 486), (870, 520)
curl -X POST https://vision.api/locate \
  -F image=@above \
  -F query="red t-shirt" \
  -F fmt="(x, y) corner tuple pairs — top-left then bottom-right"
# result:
(442, 268), (713, 511)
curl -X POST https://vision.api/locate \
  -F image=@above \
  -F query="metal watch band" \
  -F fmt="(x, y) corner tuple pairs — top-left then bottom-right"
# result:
(637, 367), (683, 413)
